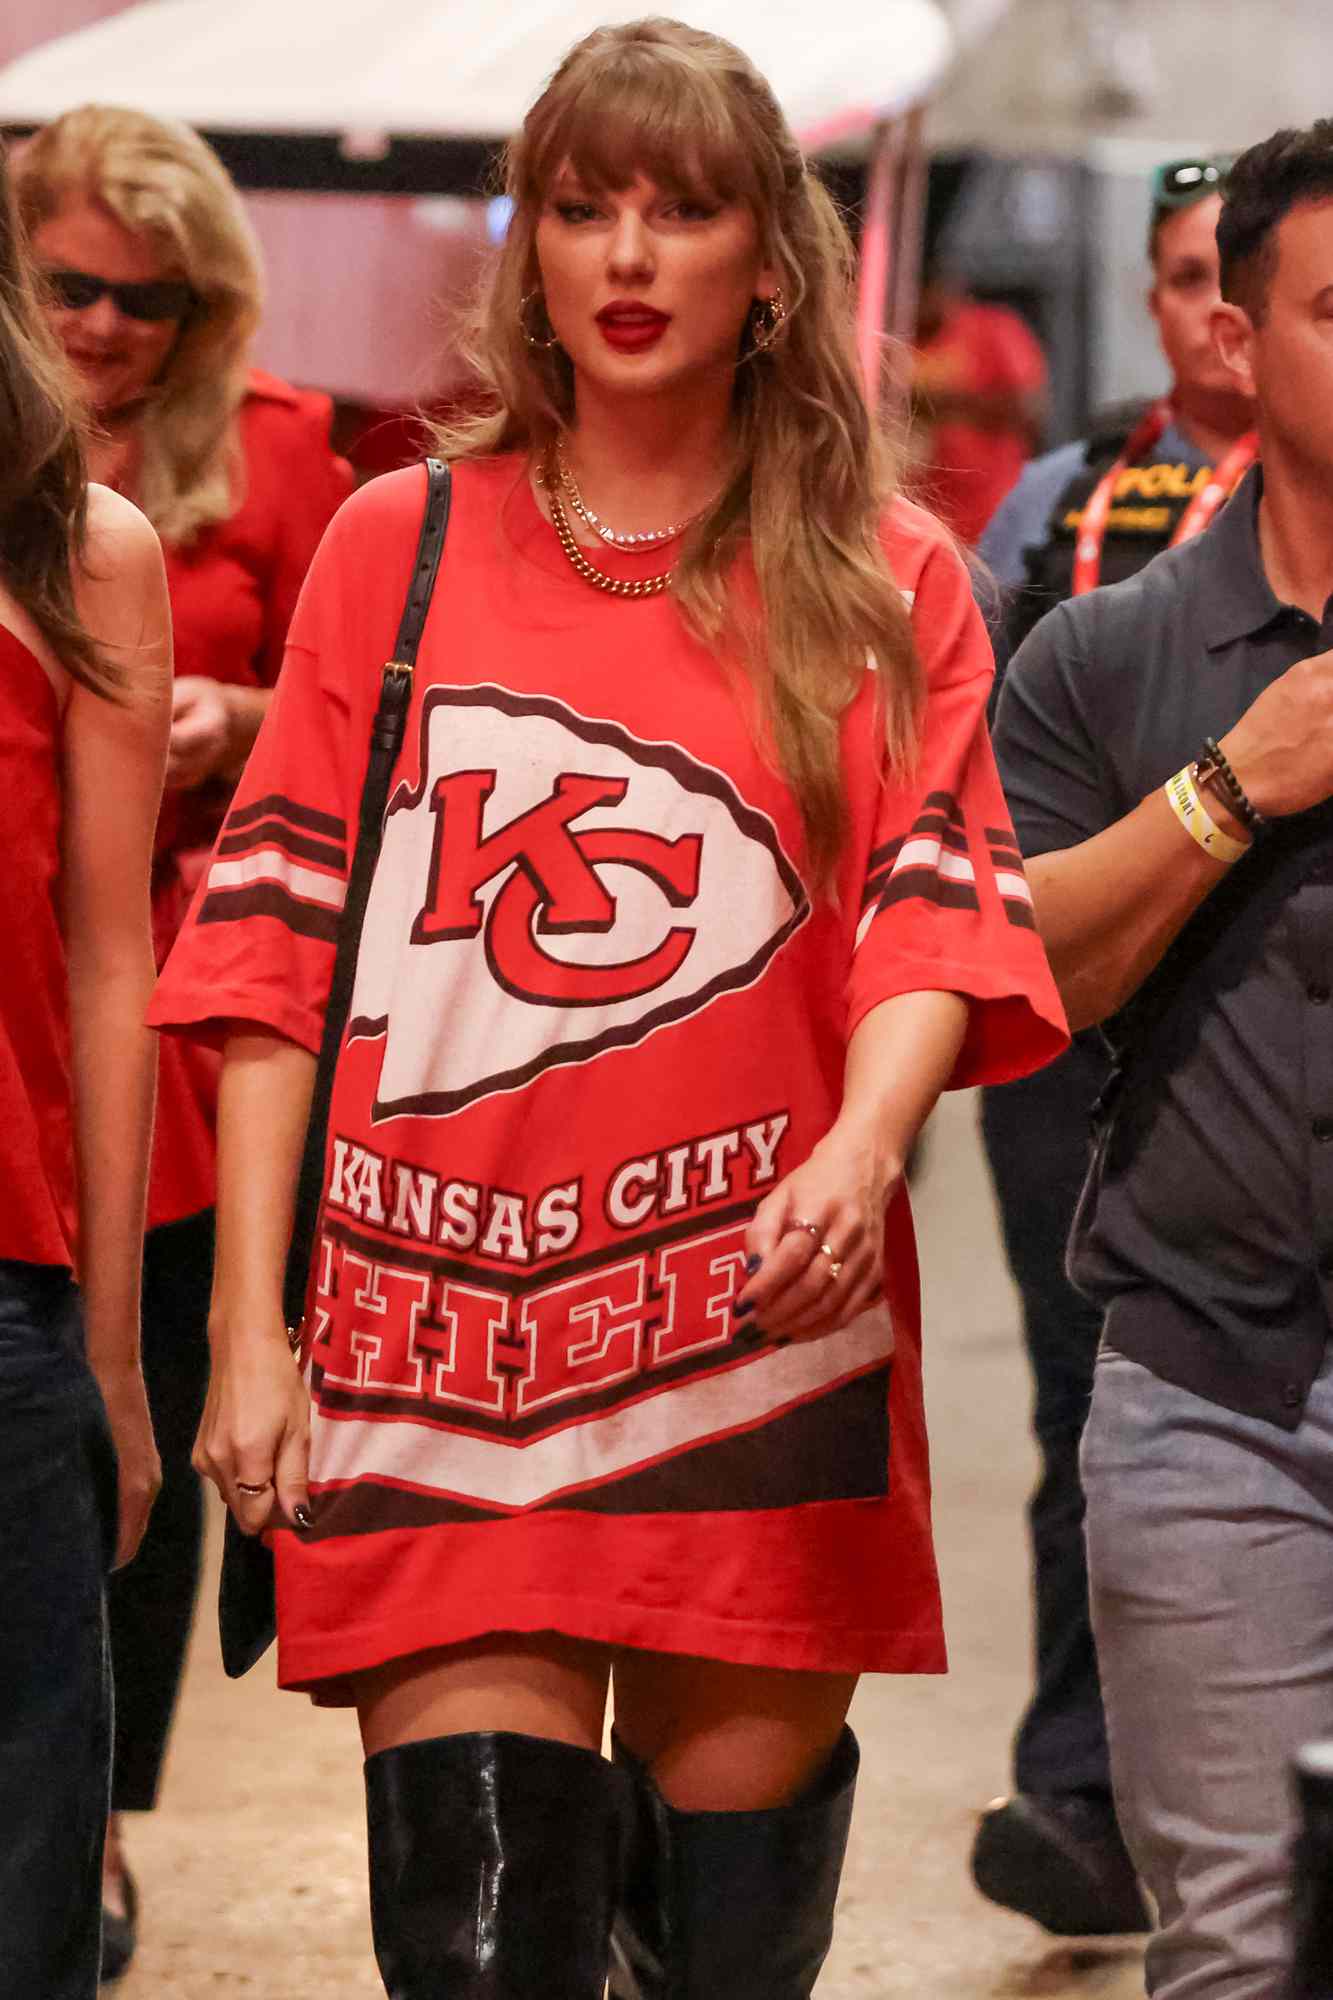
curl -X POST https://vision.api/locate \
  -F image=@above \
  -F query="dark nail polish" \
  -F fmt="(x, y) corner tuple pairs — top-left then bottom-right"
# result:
(745, 1254), (761, 1274)
(733, 1298), (755, 1319)
(293, 1505), (314, 1532)
(734, 1321), (764, 1345)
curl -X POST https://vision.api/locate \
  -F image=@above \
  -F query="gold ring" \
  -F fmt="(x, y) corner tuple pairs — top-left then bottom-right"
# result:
(791, 1218), (822, 1240)
(817, 1243), (843, 1281)
(235, 1480), (272, 1496)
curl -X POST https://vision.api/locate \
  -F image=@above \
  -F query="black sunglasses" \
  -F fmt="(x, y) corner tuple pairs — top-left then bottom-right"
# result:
(40, 266), (196, 323)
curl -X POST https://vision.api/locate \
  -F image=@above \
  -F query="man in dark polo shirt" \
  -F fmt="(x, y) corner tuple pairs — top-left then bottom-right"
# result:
(969, 158), (1256, 1943)
(993, 121), (1333, 1999)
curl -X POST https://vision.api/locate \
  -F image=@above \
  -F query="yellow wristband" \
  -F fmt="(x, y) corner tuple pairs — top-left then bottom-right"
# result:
(1164, 764), (1250, 866)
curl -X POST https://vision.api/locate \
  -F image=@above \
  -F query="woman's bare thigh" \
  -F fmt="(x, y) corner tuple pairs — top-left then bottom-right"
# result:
(355, 1633), (613, 1758)
(612, 1651), (857, 1811)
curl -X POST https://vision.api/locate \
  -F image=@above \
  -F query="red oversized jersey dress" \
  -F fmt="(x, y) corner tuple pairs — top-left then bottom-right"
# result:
(150, 457), (1065, 1697)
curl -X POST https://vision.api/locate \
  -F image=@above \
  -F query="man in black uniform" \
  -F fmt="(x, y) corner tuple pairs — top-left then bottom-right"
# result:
(969, 159), (1257, 1935)
(992, 120), (1333, 1998)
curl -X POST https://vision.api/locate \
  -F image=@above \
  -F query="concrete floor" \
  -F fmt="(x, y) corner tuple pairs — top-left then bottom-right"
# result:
(112, 1089), (1146, 1998)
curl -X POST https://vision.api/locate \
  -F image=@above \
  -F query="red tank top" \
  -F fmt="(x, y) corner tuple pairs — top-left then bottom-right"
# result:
(0, 626), (77, 1266)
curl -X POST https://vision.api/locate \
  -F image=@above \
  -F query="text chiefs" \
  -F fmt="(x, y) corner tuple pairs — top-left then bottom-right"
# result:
(312, 1113), (790, 1418)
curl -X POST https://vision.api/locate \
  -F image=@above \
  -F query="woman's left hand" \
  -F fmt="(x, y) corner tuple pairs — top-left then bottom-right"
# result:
(91, 1353), (163, 1569)
(733, 1118), (902, 1343)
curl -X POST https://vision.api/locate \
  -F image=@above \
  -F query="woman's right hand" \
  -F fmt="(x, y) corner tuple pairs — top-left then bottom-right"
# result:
(193, 1320), (312, 1536)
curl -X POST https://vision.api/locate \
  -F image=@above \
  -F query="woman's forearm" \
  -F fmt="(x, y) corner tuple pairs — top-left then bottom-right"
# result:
(835, 989), (970, 1172)
(211, 1032), (318, 1349)
(67, 952), (157, 1368)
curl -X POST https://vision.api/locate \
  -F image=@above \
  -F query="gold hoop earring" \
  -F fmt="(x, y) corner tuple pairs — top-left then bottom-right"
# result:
(520, 289), (561, 351)
(747, 287), (788, 356)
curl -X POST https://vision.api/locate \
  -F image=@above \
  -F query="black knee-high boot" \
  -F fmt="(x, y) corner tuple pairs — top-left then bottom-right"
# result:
(365, 1730), (630, 1998)
(609, 1726), (859, 1999)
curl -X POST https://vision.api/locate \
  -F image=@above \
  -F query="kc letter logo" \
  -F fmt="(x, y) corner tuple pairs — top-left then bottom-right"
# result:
(348, 686), (809, 1119)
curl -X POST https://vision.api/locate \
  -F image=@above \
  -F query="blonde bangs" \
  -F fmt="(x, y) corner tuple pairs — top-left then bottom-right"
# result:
(516, 45), (766, 215)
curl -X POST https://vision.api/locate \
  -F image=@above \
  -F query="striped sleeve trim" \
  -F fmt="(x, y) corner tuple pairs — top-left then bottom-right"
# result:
(227, 793), (346, 841)
(207, 849), (346, 909)
(198, 794), (348, 939)
(987, 824), (1037, 931)
(856, 791), (980, 945)
(198, 883), (341, 943)
(215, 821), (347, 870)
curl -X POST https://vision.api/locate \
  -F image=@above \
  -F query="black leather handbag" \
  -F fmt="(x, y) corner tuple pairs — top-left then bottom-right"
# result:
(219, 460), (453, 1678)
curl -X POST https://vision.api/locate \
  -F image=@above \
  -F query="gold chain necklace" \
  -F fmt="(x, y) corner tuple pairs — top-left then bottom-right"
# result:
(540, 453), (675, 599)
(555, 441), (703, 550)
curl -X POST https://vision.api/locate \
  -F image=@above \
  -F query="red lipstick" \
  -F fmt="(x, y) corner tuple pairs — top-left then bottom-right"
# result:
(595, 302), (671, 353)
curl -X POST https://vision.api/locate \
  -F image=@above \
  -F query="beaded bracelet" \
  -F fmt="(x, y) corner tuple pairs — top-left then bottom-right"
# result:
(1201, 735), (1267, 835)
(1165, 764), (1251, 866)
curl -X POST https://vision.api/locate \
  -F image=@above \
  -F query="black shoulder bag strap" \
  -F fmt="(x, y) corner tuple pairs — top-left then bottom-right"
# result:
(282, 457), (452, 1331)
(220, 459), (451, 1679)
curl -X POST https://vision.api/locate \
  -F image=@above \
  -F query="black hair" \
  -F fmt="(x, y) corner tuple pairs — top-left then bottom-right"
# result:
(1218, 120), (1333, 322)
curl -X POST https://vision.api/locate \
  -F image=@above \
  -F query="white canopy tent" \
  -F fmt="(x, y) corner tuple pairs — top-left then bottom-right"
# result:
(0, 0), (954, 405)
(0, 1), (952, 162)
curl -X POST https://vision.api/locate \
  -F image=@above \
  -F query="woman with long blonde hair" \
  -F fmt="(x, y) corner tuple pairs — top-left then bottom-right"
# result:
(153, 20), (1064, 1995)
(15, 104), (352, 1977)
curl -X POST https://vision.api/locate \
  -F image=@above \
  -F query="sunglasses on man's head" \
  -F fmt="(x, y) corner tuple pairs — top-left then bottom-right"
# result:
(40, 266), (196, 323)
(1150, 157), (1231, 210)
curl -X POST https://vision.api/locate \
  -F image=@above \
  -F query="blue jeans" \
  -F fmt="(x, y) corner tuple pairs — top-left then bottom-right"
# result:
(1084, 1335), (1333, 2000)
(0, 1261), (116, 2000)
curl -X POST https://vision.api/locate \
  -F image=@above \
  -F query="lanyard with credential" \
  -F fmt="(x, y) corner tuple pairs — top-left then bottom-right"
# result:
(1071, 398), (1259, 595)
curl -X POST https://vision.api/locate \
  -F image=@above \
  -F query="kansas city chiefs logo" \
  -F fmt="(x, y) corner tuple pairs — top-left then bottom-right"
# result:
(348, 685), (809, 1119)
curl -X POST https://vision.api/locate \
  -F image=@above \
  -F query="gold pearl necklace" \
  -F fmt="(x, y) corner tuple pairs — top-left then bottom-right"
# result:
(555, 441), (703, 550)
(540, 452), (676, 599)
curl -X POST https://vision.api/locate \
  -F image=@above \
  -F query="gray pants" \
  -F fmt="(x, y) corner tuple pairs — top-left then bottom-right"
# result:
(1082, 1337), (1333, 2000)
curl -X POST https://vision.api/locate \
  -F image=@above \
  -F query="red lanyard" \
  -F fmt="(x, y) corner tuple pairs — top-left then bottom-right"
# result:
(1071, 399), (1259, 595)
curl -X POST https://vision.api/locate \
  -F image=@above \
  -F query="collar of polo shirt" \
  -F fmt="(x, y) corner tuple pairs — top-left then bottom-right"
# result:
(1199, 466), (1292, 652)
